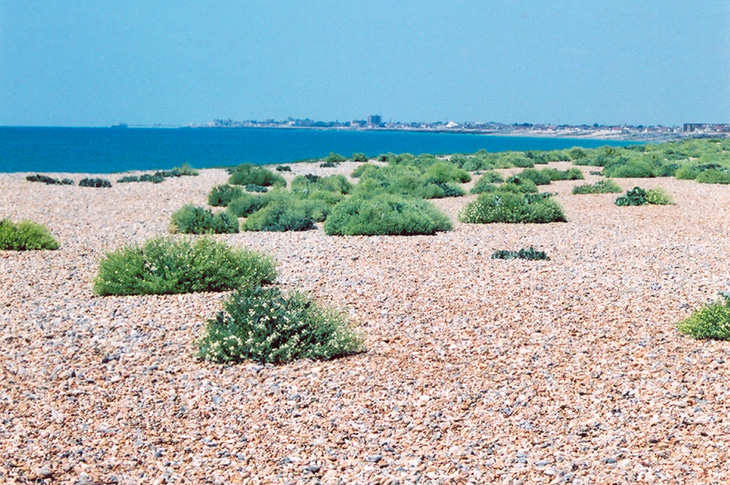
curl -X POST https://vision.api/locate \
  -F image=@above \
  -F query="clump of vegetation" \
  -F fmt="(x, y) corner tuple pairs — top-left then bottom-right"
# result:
(244, 184), (269, 193)
(572, 179), (623, 194)
(169, 204), (239, 234)
(242, 199), (316, 232)
(93, 237), (276, 296)
(197, 285), (362, 364)
(352, 164), (466, 199)
(324, 193), (453, 236)
(0, 219), (59, 250)
(118, 173), (165, 184)
(470, 170), (505, 194)
(290, 174), (352, 196)
(458, 191), (567, 224)
(25, 174), (74, 185)
(696, 169), (730, 184)
(79, 177), (112, 188)
(227, 193), (269, 218)
(677, 293), (730, 340)
(614, 187), (673, 206)
(208, 184), (245, 206)
(116, 164), (198, 184)
(509, 169), (552, 186)
(320, 152), (346, 167)
(275, 165), (292, 172)
(351, 153), (369, 163)
(491, 247), (550, 261)
(229, 164), (286, 187)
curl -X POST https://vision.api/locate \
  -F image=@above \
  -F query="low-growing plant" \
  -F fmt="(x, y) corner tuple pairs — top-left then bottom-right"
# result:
(79, 177), (112, 188)
(491, 247), (550, 260)
(458, 191), (567, 224)
(0, 219), (59, 250)
(351, 152), (369, 163)
(696, 169), (730, 184)
(571, 179), (623, 194)
(614, 186), (648, 206)
(229, 164), (286, 187)
(93, 237), (277, 296)
(543, 167), (584, 181)
(26, 174), (74, 185)
(510, 169), (551, 186)
(324, 193), (453, 236)
(242, 199), (316, 232)
(677, 293), (730, 340)
(275, 165), (292, 172)
(645, 187), (674, 205)
(197, 285), (363, 364)
(227, 193), (269, 218)
(169, 204), (239, 234)
(245, 184), (269, 193)
(208, 184), (245, 206)
(117, 173), (165, 184)
(171, 163), (199, 176)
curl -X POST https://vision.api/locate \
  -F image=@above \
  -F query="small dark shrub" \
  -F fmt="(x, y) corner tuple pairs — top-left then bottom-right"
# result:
(26, 174), (74, 185)
(93, 237), (276, 296)
(677, 293), (730, 340)
(275, 165), (292, 172)
(0, 219), (59, 250)
(458, 192), (566, 224)
(572, 179), (623, 194)
(169, 205), (239, 234)
(197, 285), (363, 364)
(491, 247), (550, 261)
(324, 194), (453, 236)
(229, 164), (286, 187)
(614, 187), (647, 206)
(351, 153), (369, 163)
(325, 152), (346, 164)
(79, 177), (112, 188)
(118, 173), (166, 184)
(208, 184), (245, 206)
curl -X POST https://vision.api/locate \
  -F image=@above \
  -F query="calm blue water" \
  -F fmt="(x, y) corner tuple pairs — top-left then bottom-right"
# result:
(0, 126), (638, 173)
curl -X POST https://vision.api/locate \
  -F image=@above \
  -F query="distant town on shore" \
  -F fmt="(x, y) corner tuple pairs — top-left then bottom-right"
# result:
(193, 115), (730, 142)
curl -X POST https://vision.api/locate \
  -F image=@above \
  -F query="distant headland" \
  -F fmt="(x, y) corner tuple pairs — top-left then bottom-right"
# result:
(191, 117), (730, 142)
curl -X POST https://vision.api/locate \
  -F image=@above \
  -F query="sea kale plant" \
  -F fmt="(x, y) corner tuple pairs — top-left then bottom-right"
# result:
(79, 177), (112, 188)
(197, 285), (363, 364)
(93, 237), (276, 296)
(491, 247), (550, 260)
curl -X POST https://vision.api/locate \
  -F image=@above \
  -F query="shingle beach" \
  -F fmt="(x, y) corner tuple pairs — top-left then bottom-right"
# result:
(2, 163), (730, 484)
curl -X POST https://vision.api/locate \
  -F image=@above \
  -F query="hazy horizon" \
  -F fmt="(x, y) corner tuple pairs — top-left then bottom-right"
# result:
(1, 1), (728, 127)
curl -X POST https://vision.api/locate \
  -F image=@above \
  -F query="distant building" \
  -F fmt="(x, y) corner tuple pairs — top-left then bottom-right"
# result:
(684, 123), (730, 133)
(367, 115), (382, 126)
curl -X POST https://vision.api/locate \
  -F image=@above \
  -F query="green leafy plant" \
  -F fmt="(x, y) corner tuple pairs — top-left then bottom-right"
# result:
(169, 205), (239, 234)
(324, 193), (452, 236)
(677, 293), (730, 340)
(208, 184), (245, 206)
(0, 219), (59, 250)
(491, 247), (550, 260)
(510, 169), (551, 186)
(226, 193), (269, 218)
(696, 169), (730, 184)
(26, 174), (74, 185)
(79, 177), (112, 188)
(275, 165), (292, 172)
(229, 164), (286, 187)
(571, 179), (623, 194)
(645, 187), (674, 205)
(458, 191), (567, 224)
(614, 186), (648, 206)
(244, 184), (269, 193)
(93, 237), (276, 296)
(351, 152), (369, 163)
(118, 173), (166, 184)
(197, 285), (362, 364)
(242, 199), (316, 232)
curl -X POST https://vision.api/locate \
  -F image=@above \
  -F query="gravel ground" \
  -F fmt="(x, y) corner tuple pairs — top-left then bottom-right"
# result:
(2, 164), (730, 484)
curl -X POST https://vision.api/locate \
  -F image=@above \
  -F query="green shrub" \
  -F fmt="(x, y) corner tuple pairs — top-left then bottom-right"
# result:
(208, 184), (245, 206)
(458, 192), (567, 224)
(26, 174), (74, 185)
(118, 173), (165, 184)
(470, 171), (505, 194)
(696, 169), (730, 184)
(677, 293), (730, 340)
(244, 184), (268, 193)
(604, 160), (656, 178)
(291, 174), (352, 195)
(491, 247), (550, 260)
(351, 152), (369, 162)
(424, 162), (471, 183)
(229, 164), (286, 187)
(197, 285), (362, 364)
(324, 193), (452, 236)
(543, 167), (584, 181)
(325, 152), (346, 164)
(0, 219), (59, 250)
(275, 165), (292, 172)
(645, 187), (674, 205)
(499, 178), (539, 194)
(169, 204), (239, 234)
(79, 177), (112, 188)
(510, 169), (551, 186)
(227, 193), (269, 217)
(242, 199), (316, 232)
(614, 187), (648, 206)
(572, 179), (623, 194)
(93, 237), (276, 296)
(171, 163), (199, 176)
(352, 163), (378, 178)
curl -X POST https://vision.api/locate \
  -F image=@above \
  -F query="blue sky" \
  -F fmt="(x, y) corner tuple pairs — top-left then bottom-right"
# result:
(1, 1), (728, 127)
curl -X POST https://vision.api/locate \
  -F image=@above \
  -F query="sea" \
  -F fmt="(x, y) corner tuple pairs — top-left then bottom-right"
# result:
(0, 126), (639, 173)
